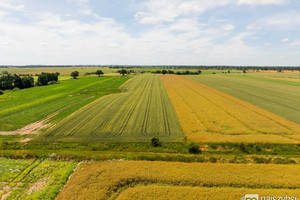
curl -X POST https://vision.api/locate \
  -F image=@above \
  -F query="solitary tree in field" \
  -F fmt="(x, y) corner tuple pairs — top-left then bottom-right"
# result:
(71, 71), (79, 79)
(95, 70), (104, 77)
(162, 70), (167, 75)
(119, 69), (127, 76)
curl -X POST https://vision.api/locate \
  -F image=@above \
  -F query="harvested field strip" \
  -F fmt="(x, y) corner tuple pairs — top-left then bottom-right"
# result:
(117, 185), (300, 200)
(188, 75), (300, 124)
(38, 75), (183, 142)
(56, 161), (300, 200)
(161, 75), (300, 143)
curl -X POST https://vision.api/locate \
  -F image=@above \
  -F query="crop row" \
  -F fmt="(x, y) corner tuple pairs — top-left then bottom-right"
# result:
(40, 74), (183, 142)
(0, 158), (76, 200)
(56, 161), (300, 200)
(161, 75), (300, 143)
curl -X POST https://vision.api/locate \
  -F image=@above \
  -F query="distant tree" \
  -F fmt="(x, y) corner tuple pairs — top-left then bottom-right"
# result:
(243, 70), (247, 75)
(119, 69), (127, 76)
(198, 70), (202, 74)
(188, 142), (201, 154)
(36, 72), (48, 86)
(162, 70), (167, 75)
(71, 71), (79, 79)
(0, 71), (14, 90)
(21, 76), (34, 88)
(151, 137), (162, 147)
(227, 70), (230, 74)
(13, 74), (24, 89)
(95, 70), (104, 77)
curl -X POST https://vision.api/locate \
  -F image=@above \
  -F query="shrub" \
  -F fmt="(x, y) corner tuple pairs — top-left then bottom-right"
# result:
(209, 156), (217, 163)
(188, 142), (201, 154)
(239, 143), (248, 154)
(151, 137), (162, 147)
(0, 90), (3, 95)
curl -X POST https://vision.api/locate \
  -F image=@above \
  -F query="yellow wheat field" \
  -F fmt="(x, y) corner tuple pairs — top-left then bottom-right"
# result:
(117, 185), (300, 200)
(161, 75), (300, 143)
(56, 161), (300, 200)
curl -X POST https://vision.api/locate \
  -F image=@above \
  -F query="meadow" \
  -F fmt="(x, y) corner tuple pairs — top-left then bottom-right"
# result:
(188, 73), (300, 124)
(161, 75), (300, 143)
(56, 161), (300, 200)
(0, 76), (129, 131)
(37, 74), (183, 142)
(0, 158), (76, 200)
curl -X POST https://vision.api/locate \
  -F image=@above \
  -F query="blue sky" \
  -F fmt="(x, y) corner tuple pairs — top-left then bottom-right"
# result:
(0, 0), (299, 65)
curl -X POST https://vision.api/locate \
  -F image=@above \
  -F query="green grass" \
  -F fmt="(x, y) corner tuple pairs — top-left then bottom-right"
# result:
(37, 74), (184, 142)
(188, 74), (300, 124)
(0, 158), (76, 200)
(0, 76), (129, 131)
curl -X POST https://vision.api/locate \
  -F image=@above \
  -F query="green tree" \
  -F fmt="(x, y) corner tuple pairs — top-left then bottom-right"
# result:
(13, 74), (24, 89)
(162, 70), (167, 75)
(71, 71), (79, 79)
(151, 137), (162, 147)
(22, 76), (34, 88)
(95, 70), (104, 77)
(188, 142), (201, 154)
(119, 69), (127, 76)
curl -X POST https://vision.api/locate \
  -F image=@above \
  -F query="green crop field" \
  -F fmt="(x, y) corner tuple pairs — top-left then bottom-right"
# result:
(0, 158), (76, 200)
(0, 76), (129, 131)
(37, 74), (183, 142)
(188, 74), (300, 124)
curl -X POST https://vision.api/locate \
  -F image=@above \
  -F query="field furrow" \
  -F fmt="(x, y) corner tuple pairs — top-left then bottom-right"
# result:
(161, 75), (300, 143)
(188, 74), (300, 123)
(56, 161), (300, 200)
(37, 74), (183, 142)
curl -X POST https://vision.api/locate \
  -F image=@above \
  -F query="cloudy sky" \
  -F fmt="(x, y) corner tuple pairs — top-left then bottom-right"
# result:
(0, 0), (299, 66)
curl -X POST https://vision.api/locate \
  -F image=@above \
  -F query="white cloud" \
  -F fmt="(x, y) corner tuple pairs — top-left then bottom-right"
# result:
(0, 0), (24, 11)
(222, 24), (235, 31)
(135, 0), (290, 24)
(238, 0), (289, 5)
(282, 38), (289, 42)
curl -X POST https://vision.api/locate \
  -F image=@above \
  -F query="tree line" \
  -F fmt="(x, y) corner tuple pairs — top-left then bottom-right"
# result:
(0, 71), (34, 91)
(152, 70), (201, 75)
(0, 71), (60, 94)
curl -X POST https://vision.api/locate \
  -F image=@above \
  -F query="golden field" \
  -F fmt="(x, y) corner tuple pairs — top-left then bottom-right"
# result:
(117, 185), (299, 200)
(161, 75), (300, 143)
(56, 161), (300, 200)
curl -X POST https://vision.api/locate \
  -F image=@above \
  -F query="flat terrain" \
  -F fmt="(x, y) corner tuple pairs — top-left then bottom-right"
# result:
(38, 74), (183, 142)
(162, 75), (300, 143)
(188, 73), (300, 124)
(1, 67), (120, 77)
(0, 158), (76, 200)
(0, 76), (128, 131)
(57, 161), (300, 200)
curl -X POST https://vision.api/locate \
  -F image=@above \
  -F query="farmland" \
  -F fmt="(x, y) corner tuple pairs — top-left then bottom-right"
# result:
(1, 68), (300, 200)
(161, 75), (300, 143)
(0, 158), (76, 200)
(117, 186), (299, 200)
(38, 74), (183, 142)
(56, 161), (300, 200)
(188, 73), (300, 124)
(0, 76), (129, 131)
